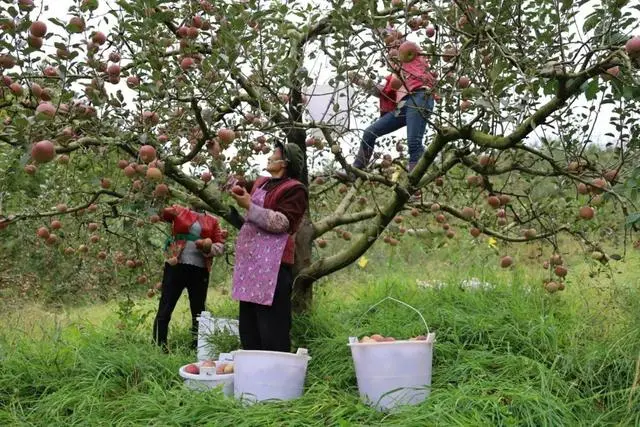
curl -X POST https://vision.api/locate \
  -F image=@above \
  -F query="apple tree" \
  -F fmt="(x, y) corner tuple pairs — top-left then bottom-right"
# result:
(0, 0), (639, 310)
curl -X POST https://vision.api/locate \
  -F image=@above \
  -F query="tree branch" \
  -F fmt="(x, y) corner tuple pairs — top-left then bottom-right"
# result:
(312, 209), (377, 238)
(436, 203), (570, 242)
(0, 190), (124, 225)
(173, 97), (243, 166)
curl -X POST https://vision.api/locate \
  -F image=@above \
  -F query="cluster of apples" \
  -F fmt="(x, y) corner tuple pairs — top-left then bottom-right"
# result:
(359, 334), (427, 343)
(184, 360), (234, 375)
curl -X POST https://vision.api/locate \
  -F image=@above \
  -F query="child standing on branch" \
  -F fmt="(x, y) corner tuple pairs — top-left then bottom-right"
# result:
(337, 28), (436, 180)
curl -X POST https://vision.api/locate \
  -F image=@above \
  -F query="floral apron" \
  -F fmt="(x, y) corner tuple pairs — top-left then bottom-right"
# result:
(231, 185), (289, 306)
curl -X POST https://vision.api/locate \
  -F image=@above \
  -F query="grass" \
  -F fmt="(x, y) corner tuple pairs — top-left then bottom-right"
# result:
(1, 237), (639, 426)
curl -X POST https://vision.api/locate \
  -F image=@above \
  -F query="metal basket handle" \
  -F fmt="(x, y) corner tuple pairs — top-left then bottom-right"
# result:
(354, 296), (430, 335)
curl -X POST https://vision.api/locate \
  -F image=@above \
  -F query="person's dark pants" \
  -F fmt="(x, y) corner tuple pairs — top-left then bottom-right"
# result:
(152, 263), (209, 351)
(239, 264), (293, 353)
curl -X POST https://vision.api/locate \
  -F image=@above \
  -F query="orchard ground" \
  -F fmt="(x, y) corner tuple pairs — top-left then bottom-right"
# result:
(1, 235), (639, 426)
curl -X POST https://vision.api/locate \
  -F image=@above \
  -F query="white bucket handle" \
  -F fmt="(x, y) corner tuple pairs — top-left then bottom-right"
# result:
(356, 296), (430, 334)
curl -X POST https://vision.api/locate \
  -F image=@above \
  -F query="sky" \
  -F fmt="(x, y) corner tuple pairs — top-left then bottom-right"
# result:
(27, 0), (640, 172)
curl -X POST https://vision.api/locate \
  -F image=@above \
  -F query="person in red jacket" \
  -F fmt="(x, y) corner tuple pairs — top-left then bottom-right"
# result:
(338, 27), (436, 179)
(152, 202), (225, 352)
(227, 141), (308, 352)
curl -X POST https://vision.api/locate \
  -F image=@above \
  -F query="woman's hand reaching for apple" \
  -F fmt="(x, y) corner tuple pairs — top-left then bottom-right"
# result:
(231, 186), (251, 210)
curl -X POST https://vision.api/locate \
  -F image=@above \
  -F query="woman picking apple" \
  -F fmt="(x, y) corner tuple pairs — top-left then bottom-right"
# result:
(152, 201), (225, 352)
(338, 27), (435, 179)
(228, 141), (308, 353)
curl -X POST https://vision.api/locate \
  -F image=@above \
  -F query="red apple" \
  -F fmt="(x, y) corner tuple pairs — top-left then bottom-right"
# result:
(550, 254), (563, 266)
(123, 165), (136, 178)
(461, 207), (475, 219)
(107, 64), (120, 76)
(577, 183), (589, 194)
(554, 265), (568, 278)
(390, 74), (403, 90)
(217, 128), (235, 144)
(37, 227), (50, 239)
(180, 57), (195, 71)
(487, 196), (500, 208)
(498, 194), (510, 205)
(27, 35), (43, 49)
(184, 364), (200, 375)
(625, 36), (640, 58)
(18, 0), (35, 11)
(146, 167), (163, 181)
(544, 281), (561, 294)
(0, 55), (15, 69)
(92, 31), (107, 45)
(9, 82), (23, 96)
(425, 26), (435, 37)
(154, 183), (169, 197)
(43, 66), (58, 77)
(142, 111), (159, 125)
(68, 16), (85, 33)
(603, 169), (618, 183)
(187, 26), (199, 39)
(36, 102), (56, 120)
(127, 76), (140, 88)
(500, 256), (513, 268)
(579, 206), (594, 220)
(442, 46), (458, 62)
(139, 145), (157, 163)
(398, 41), (419, 63)
(31, 140), (56, 163)
(603, 66), (619, 80)
(457, 76), (471, 88)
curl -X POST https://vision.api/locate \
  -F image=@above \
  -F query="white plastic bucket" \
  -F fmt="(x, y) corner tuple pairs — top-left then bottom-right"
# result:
(232, 348), (311, 403)
(196, 311), (240, 361)
(178, 361), (234, 396)
(348, 297), (436, 411)
(348, 334), (435, 411)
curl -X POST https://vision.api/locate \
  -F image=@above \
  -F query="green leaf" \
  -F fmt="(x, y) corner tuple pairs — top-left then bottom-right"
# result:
(584, 79), (600, 101)
(48, 17), (66, 28)
(582, 12), (600, 33)
(625, 212), (640, 227)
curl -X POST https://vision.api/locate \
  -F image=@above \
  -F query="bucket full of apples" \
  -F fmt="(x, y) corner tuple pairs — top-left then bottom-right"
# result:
(179, 355), (235, 396)
(347, 297), (436, 411)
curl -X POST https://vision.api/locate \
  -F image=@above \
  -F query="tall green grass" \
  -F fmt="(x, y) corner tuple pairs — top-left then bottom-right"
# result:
(1, 244), (639, 426)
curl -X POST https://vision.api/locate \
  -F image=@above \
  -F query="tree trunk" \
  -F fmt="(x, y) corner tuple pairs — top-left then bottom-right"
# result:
(292, 215), (314, 313)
